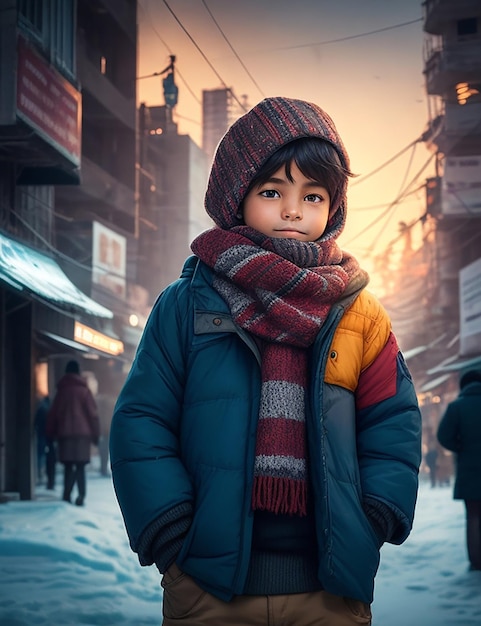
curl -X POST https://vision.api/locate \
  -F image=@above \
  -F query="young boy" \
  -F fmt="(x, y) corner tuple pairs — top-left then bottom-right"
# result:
(110, 97), (422, 625)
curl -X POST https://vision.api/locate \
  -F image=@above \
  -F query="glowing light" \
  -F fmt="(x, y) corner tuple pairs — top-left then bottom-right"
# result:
(74, 321), (124, 356)
(456, 82), (479, 105)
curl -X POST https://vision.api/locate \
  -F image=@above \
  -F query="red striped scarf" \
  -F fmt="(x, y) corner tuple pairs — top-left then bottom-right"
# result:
(192, 226), (368, 516)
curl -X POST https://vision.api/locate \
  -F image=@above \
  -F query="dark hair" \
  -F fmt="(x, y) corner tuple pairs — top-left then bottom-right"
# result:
(65, 360), (80, 374)
(243, 137), (354, 205)
(460, 369), (481, 389)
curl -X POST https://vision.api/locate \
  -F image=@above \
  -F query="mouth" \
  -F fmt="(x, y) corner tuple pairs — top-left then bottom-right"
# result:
(274, 228), (305, 235)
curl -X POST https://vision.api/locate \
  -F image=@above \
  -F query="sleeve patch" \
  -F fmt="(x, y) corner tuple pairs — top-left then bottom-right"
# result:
(356, 332), (399, 411)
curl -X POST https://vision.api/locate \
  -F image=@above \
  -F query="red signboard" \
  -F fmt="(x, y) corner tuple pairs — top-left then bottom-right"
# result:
(16, 36), (81, 165)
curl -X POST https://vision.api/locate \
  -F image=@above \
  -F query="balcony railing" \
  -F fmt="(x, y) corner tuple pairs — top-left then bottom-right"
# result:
(424, 39), (481, 95)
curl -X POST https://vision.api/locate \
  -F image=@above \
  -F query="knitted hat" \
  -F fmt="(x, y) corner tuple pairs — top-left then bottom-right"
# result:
(204, 96), (350, 240)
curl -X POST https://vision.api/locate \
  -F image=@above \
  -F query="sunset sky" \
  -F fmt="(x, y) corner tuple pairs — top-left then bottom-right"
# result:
(136, 0), (435, 292)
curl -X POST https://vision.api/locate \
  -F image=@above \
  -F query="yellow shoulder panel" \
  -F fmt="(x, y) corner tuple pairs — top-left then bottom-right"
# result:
(324, 290), (392, 392)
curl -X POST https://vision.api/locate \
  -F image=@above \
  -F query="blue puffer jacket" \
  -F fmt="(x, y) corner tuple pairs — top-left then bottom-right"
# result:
(110, 255), (422, 604)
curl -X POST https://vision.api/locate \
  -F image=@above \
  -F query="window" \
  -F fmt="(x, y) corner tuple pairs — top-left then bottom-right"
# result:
(18, 0), (76, 76)
(455, 82), (481, 105)
(457, 18), (478, 38)
(50, 0), (75, 73)
(15, 186), (54, 249)
(18, 0), (44, 35)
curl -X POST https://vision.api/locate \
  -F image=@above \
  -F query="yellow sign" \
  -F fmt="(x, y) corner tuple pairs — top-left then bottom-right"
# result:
(74, 321), (124, 356)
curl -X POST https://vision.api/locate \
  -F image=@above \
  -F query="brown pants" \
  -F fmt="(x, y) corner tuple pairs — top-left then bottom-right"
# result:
(161, 563), (372, 626)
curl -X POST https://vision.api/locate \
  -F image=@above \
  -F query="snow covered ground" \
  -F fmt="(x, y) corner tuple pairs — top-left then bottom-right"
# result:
(0, 459), (480, 626)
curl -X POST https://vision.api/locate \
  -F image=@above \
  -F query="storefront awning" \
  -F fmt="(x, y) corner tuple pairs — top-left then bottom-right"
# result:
(40, 330), (125, 360)
(419, 374), (452, 393)
(402, 333), (449, 362)
(403, 345), (428, 361)
(41, 331), (90, 353)
(427, 353), (481, 375)
(0, 232), (112, 319)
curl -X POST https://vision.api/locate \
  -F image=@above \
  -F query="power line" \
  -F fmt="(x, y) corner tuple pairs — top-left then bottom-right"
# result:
(365, 142), (420, 245)
(138, 0), (172, 52)
(162, 0), (249, 113)
(369, 202), (422, 255)
(343, 152), (435, 249)
(139, 1), (430, 211)
(350, 187), (424, 212)
(2, 200), (93, 272)
(201, 0), (265, 99)
(395, 141), (418, 199)
(383, 214), (426, 251)
(137, 0), (201, 104)
(361, 175), (430, 254)
(269, 18), (423, 52)
(140, 0), (433, 251)
(350, 137), (422, 187)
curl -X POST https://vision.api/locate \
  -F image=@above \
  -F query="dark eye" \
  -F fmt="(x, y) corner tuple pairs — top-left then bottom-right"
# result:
(260, 189), (279, 198)
(305, 193), (322, 203)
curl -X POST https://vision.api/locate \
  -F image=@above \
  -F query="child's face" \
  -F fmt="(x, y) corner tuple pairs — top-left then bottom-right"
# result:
(242, 161), (331, 242)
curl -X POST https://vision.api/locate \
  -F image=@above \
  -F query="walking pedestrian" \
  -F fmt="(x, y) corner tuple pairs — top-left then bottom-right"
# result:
(110, 96), (422, 625)
(437, 369), (481, 570)
(46, 360), (100, 506)
(34, 395), (56, 489)
(423, 427), (439, 488)
(95, 389), (116, 477)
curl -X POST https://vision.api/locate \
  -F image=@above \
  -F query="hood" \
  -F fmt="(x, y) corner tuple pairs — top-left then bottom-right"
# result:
(460, 381), (481, 396)
(204, 96), (350, 240)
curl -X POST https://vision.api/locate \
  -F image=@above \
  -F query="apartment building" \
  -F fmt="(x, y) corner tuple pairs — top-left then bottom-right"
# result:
(408, 0), (481, 428)
(0, 0), (138, 500)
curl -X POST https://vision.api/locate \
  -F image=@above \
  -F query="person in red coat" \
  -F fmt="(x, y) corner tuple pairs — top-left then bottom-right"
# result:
(46, 360), (100, 506)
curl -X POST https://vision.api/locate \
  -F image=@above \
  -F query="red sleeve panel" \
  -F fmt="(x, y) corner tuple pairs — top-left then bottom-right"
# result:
(356, 332), (399, 411)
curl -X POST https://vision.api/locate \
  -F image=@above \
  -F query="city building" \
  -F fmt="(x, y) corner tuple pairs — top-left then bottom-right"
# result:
(53, 0), (142, 404)
(407, 0), (481, 433)
(137, 102), (211, 298)
(202, 87), (249, 160)
(0, 0), (138, 500)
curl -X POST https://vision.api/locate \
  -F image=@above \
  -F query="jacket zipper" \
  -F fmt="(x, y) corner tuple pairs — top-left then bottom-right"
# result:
(230, 324), (261, 592)
(309, 306), (345, 574)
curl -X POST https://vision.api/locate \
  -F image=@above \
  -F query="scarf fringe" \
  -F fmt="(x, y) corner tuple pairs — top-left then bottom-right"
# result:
(252, 475), (307, 517)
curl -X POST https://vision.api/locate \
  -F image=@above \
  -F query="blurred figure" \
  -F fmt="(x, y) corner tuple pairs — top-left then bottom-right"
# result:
(34, 395), (56, 489)
(46, 360), (100, 506)
(424, 442), (438, 488)
(95, 391), (116, 477)
(437, 369), (481, 570)
(423, 426), (439, 488)
(436, 447), (453, 487)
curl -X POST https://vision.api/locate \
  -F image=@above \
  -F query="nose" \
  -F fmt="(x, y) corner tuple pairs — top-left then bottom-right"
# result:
(282, 202), (302, 220)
